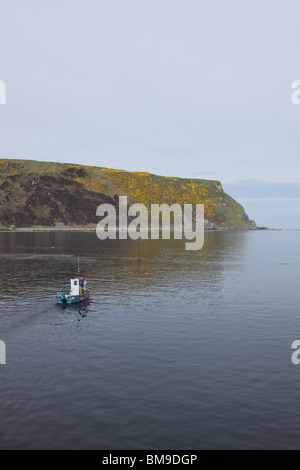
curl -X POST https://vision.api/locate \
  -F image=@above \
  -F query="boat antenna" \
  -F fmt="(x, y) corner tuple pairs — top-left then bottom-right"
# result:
(137, 239), (142, 262)
(78, 256), (80, 274)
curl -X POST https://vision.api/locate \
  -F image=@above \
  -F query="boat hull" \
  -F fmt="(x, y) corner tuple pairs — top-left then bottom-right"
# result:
(56, 293), (91, 304)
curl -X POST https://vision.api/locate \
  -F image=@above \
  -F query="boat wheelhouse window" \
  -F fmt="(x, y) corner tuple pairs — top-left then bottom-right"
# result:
(74, 281), (77, 285)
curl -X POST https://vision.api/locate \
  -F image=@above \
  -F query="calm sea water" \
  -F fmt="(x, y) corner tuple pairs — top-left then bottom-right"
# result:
(0, 230), (299, 449)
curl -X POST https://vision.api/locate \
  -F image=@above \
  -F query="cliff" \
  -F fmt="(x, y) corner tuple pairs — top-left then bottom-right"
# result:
(0, 159), (256, 230)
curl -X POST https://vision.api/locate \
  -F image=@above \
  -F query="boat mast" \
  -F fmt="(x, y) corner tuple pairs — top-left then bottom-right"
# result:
(137, 239), (142, 262)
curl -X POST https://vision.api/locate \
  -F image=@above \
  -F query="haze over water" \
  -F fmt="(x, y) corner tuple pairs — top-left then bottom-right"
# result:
(0, 231), (299, 449)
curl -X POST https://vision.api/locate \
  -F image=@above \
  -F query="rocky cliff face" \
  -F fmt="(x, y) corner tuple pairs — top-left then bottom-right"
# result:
(0, 159), (256, 230)
(0, 168), (115, 227)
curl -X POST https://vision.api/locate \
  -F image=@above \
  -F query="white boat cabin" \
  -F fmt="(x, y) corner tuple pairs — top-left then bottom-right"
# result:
(70, 277), (88, 296)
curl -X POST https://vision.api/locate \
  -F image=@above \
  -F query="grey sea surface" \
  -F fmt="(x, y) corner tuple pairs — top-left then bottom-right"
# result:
(0, 231), (299, 449)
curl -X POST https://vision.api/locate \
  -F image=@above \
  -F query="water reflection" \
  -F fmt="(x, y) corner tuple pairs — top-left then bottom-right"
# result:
(0, 231), (249, 310)
(58, 300), (90, 319)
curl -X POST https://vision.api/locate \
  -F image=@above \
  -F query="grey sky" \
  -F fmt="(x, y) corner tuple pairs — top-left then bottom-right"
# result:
(1, 0), (300, 227)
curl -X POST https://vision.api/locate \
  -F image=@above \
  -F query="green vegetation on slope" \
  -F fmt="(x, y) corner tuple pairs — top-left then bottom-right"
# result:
(0, 159), (256, 229)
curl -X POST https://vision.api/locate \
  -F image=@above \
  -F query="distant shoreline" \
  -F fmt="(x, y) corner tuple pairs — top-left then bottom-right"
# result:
(0, 227), (272, 233)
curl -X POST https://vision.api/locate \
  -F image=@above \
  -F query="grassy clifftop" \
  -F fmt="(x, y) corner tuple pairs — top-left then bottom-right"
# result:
(0, 159), (256, 230)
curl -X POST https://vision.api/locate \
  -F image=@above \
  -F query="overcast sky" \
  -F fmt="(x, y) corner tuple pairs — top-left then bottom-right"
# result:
(0, 0), (300, 228)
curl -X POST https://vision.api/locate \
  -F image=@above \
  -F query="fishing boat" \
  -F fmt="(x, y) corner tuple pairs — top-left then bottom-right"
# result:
(55, 277), (91, 305)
